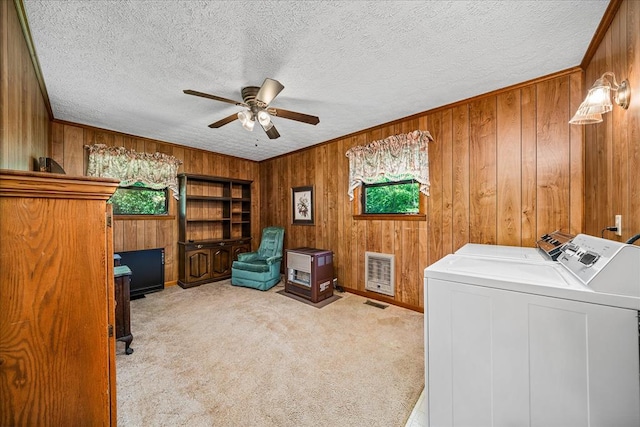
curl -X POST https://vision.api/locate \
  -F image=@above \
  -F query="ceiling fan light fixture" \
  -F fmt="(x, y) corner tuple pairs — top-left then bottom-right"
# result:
(257, 110), (273, 131)
(242, 119), (255, 132)
(257, 110), (271, 127)
(237, 110), (251, 124)
(238, 110), (255, 131)
(185, 77), (319, 138)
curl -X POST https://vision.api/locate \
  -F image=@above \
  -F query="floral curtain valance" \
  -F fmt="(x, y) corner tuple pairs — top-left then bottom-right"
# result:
(85, 144), (183, 199)
(345, 130), (433, 200)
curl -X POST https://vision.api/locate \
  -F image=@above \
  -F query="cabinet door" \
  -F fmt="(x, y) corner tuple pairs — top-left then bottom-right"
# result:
(0, 173), (117, 425)
(233, 243), (250, 260)
(185, 249), (212, 283)
(211, 246), (232, 278)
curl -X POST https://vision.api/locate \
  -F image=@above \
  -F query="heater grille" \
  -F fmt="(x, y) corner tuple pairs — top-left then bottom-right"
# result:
(365, 252), (395, 296)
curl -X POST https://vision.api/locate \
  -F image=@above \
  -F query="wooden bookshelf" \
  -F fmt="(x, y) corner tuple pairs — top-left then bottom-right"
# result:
(178, 174), (252, 288)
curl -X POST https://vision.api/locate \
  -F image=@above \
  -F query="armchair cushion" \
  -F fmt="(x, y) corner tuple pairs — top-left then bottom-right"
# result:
(232, 259), (270, 273)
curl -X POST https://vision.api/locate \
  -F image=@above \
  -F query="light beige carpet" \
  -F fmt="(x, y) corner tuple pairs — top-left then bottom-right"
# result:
(116, 280), (424, 427)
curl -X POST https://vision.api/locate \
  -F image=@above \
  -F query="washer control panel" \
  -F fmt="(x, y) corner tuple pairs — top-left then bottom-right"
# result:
(536, 230), (575, 260)
(558, 234), (640, 298)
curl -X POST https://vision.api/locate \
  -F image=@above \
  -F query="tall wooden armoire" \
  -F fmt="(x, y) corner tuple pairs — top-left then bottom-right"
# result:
(0, 170), (120, 426)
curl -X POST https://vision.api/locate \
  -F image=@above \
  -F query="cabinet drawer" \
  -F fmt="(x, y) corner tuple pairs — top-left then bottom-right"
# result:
(185, 241), (220, 251)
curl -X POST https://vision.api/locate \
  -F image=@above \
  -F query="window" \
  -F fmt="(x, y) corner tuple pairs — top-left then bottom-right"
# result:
(109, 184), (168, 215)
(361, 179), (420, 214)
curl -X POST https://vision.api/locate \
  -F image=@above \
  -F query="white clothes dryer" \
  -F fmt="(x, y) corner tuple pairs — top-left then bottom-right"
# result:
(424, 234), (640, 427)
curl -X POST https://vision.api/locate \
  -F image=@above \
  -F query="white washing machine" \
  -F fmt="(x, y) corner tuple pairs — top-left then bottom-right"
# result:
(455, 230), (575, 262)
(424, 234), (640, 427)
(455, 242), (547, 261)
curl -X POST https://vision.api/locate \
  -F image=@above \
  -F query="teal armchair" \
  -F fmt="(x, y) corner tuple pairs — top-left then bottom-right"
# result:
(231, 226), (285, 291)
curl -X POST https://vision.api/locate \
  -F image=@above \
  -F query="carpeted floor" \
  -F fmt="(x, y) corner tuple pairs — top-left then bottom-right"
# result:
(116, 280), (424, 427)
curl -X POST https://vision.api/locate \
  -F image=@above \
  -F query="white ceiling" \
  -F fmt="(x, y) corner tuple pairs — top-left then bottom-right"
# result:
(22, 0), (608, 162)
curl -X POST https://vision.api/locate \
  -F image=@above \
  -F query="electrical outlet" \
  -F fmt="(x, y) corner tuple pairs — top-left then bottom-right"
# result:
(615, 215), (622, 236)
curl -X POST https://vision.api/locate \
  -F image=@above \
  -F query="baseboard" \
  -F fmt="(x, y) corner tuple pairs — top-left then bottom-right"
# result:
(342, 287), (423, 313)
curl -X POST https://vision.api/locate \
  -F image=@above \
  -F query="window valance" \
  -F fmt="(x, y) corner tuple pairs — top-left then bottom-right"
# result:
(85, 144), (183, 199)
(345, 130), (433, 200)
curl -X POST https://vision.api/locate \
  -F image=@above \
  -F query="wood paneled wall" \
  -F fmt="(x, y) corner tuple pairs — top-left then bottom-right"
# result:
(0, 1), (50, 170)
(584, 0), (640, 243)
(50, 121), (260, 285)
(10, 0), (627, 311)
(260, 71), (584, 311)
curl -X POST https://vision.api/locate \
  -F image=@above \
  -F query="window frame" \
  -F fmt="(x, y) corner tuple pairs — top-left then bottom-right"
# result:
(353, 179), (426, 221)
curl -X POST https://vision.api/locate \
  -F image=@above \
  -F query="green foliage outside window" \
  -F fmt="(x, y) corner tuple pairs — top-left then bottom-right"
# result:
(363, 180), (419, 214)
(108, 183), (168, 215)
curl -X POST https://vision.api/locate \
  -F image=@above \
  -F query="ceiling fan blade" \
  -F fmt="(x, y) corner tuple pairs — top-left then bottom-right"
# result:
(269, 107), (320, 125)
(255, 78), (284, 107)
(184, 89), (246, 107)
(263, 124), (280, 139)
(208, 113), (239, 128)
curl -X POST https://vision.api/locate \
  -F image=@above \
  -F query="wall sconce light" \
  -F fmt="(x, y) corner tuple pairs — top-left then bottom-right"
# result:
(570, 72), (631, 125)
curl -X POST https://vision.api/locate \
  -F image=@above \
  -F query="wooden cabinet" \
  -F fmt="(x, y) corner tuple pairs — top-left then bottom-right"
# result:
(0, 170), (120, 426)
(178, 174), (252, 288)
(179, 239), (252, 286)
(114, 265), (133, 355)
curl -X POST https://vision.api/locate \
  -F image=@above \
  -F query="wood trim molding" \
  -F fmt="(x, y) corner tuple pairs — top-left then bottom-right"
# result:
(12, 0), (53, 119)
(0, 169), (119, 199)
(580, 0), (624, 70)
(114, 214), (176, 221)
(353, 214), (426, 221)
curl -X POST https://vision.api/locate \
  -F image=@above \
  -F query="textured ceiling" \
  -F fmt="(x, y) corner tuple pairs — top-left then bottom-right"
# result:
(22, 0), (608, 162)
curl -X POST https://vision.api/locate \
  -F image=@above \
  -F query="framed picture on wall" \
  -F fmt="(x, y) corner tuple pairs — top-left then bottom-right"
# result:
(292, 186), (314, 225)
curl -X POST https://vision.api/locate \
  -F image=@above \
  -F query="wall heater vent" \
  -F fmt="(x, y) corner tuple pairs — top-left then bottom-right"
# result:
(365, 252), (395, 297)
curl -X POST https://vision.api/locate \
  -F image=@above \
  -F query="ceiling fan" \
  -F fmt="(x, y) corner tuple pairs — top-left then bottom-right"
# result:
(184, 78), (319, 139)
